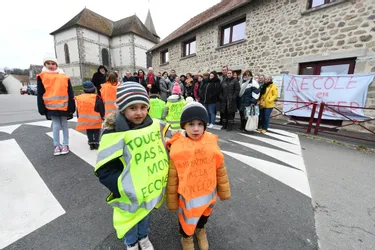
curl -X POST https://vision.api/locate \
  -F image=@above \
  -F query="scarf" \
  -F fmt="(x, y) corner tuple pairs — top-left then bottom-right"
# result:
(147, 74), (155, 85)
(239, 77), (251, 97)
(42, 66), (65, 74)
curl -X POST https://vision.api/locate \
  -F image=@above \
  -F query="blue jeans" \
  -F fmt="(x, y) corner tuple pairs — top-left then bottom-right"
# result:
(261, 108), (273, 130)
(204, 103), (216, 125)
(51, 116), (69, 146)
(123, 213), (151, 246)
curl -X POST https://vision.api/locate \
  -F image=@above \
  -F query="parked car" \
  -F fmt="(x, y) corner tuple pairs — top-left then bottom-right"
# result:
(20, 86), (27, 95)
(27, 85), (37, 95)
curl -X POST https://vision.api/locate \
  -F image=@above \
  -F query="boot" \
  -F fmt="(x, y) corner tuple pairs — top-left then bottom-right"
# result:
(181, 236), (194, 250)
(89, 144), (95, 150)
(195, 228), (209, 250)
(238, 119), (246, 132)
(94, 143), (100, 150)
(226, 120), (234, 131)
(220, 119), (227, 130)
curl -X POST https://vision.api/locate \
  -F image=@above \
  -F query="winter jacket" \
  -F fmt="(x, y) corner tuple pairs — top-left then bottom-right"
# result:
(184, 78), (195, 99)
(200, 77), (221, 104)
(91, 66), (108, 94)
(37, 75), (75, 119)
(239, 81), (260, 111)
(220, 77), (240, 113)
(159, 77), (171, 101)
(259, 83), (278, 108)
(166, 131), (231, 212)
(122, 76), (136, 83)
(193, 80), (202, 101)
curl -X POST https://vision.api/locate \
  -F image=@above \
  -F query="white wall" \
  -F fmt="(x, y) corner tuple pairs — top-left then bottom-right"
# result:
(81, 28), (110, 65)
(54, 28), (76, 43)
(134, 35), (156, 68)
(54, 28), (79, 65)
(62, 66), (81, 78)
(3, 75), (22, 94)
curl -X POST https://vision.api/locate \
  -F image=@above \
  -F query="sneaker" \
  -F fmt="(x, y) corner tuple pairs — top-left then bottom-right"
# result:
(196, 228), (209, 250)
(207, 124), (214, 129)
(53, 146), (61, 156)
(61, 145), (70, 155)
(126, 242), (139, 250)
(261, 130), (267, 134)
(181, 236), (194, 250)
(139, 236), (154, 250)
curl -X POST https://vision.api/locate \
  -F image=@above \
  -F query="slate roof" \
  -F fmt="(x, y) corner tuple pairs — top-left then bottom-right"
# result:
(150, 0), (250, 51)
(145, 10), (158, 37)
(50, 8), (158, 43)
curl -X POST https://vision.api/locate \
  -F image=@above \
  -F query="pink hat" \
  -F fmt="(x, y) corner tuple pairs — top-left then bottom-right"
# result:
(172, 83), (181, 95)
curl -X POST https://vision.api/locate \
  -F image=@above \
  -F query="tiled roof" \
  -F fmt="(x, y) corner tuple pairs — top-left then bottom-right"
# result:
(150, 0), (250, 51)
(50, 8), (158, 43)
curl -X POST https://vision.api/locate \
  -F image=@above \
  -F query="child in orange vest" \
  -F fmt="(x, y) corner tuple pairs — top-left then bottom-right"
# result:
(75, 81), (104, 150)
(100, 72), (119, 117)
(166, 102), (231, 250)
(37, 53), (75, 156)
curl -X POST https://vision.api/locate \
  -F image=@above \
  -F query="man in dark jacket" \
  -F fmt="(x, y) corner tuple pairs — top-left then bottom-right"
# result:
(122, 71), (136, 82)
(91, 65), (108, 95)
(200, 71), (221, 128)
(220, 70), (240, 131)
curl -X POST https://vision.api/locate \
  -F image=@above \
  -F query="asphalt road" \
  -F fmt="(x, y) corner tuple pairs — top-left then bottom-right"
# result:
(0, 94), (320, 250)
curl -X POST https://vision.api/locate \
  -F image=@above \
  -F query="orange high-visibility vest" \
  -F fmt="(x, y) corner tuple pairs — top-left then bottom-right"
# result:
(38, 72), (69, 111)
(169, 132), (224, 235)
(75, 94), (102, 131)
(100, 82), (119, 117)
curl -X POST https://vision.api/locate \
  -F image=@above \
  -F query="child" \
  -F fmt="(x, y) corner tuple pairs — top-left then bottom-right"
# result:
(166, 102), (231, 250)
(149, 83), (166, 119)
(75, 81), (104, 150)
(162, 83), (186, 130)
(100, 72), (119, 117)
(37, 53), (75, 156)
(94, 82), (171, 250)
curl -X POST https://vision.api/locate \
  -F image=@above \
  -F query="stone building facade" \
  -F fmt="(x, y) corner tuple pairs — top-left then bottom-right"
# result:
(149, 0), (375, 131)
(51, 8), (159, 85)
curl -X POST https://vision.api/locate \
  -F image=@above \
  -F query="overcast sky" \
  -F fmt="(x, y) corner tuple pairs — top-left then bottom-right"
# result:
(0, 0), (220, 69)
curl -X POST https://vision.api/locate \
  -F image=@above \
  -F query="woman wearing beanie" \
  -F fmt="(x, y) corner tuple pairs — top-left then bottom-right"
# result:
(94, 82), (172, 250)
(162, 82), (186, 130)
(100, 72), (119, 117)
(74, 81), (104, 150)
(166, 102), (231, 250)
(37, 53), (76, 156)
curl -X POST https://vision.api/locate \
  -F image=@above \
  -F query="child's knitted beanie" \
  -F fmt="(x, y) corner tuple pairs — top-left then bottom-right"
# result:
(180, 102), (209, 130)
(172, 83), (181, 95)
(116, 82), (149, 112)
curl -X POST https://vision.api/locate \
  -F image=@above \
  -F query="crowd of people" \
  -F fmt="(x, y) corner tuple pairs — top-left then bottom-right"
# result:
(36, 52), (277, 250)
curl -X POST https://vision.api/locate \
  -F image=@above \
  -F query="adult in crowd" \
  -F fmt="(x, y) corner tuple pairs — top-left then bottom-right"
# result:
(233, 72), (239, 81)
(259, 74), (265, 89)
(169, 69), (177, 83)
(220, 70), (240, 131)
(91, 65), (108, 95)
(159, 71), (171, 102)
(217, 65), (228, 125)
(184, 73), (195, 99)
(122, 71), (136, 82)
(258, 76), (278, 134)
(238, 70), (260, 132)
(137, 69), (147, 90)
(200, 71), (221, 129)
(193, 75), (203, 102)
(133, 72), (138, 79)
(145, 67), (158, 94)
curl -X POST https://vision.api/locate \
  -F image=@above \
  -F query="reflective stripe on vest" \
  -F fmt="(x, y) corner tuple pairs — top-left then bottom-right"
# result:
(100, 83), (118, 117)
(169, 132), (224, 236)
(95, 118), (169, 239)
(75, 94), (102, 131)
(38, 72), (69, 111)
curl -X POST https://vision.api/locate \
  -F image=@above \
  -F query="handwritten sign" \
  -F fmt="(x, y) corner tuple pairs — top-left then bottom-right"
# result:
(283, 74), (375, 120)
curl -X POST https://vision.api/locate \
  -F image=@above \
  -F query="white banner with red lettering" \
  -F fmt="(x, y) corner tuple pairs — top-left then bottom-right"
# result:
(283, 74), (375, 120)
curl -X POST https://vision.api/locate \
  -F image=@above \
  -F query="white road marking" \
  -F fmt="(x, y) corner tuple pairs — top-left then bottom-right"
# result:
(0, 139), (65, 249)
(230, 140), (306, 172)
(25, 120), (52, 128)
(46, 129), (97, 167)
(240, 133), (302, 155)
(222, 150), (311, 197)
(267, 128), (299, 139)
(0, 124), (21, 134)
(263, 131), (300, 145)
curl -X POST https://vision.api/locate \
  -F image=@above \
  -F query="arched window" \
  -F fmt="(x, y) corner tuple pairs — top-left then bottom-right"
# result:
(64, 44), (70, 64)
(102, 48), (109, 66)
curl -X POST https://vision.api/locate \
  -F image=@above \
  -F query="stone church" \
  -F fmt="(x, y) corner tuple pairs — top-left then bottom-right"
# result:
(50, 8), (159, 85)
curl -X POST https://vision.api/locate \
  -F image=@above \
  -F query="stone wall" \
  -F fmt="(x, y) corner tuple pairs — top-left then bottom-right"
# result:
(151, 0), (375, 132)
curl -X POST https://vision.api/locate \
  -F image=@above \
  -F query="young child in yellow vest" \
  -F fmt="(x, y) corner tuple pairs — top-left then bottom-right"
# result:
(74, 81), (104, 150)
(100, 72), (119, 118)
(166, 102), (231, 250)
(94, 82), (172, 250)
(148, 83), (165, 119)
(37, 53), (76, 156)
(162, 83), (186, 130)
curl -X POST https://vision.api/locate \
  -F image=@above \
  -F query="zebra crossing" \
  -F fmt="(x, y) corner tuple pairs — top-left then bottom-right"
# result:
(0, 119), (317, 250)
